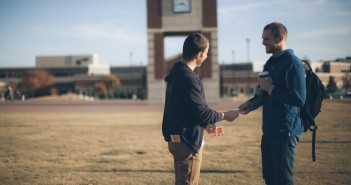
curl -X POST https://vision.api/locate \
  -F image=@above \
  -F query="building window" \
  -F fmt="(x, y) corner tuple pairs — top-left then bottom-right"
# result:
(249, 87), (254, 94)
(240, 87), (244, 94)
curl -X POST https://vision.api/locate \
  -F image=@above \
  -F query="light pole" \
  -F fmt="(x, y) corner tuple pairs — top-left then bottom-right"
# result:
(130, 52), (133, 66)
(232, 50), (235, 64)
(231, 50), (235, 96)
(246, 38), (250, 95)
(246, 38), (250, 63)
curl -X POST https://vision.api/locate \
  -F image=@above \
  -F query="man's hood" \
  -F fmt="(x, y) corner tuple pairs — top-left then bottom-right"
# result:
(165, 61), (193, 83)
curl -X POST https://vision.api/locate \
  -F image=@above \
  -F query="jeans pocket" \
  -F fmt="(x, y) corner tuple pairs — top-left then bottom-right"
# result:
(288, 135), (299, 148)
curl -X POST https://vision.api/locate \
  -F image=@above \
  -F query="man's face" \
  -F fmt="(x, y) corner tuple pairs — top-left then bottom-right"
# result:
(262, 29), (279, 54)
(196, 44), (209, 67)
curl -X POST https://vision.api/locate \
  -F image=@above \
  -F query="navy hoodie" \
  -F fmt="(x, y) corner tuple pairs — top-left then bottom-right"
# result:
(162, 61), (222, 152)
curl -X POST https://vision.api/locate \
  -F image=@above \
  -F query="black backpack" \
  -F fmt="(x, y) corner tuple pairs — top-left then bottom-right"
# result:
(300, 59), (326, 162)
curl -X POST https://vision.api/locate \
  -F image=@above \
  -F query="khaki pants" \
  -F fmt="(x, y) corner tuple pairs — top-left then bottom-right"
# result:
(168, 142), (203, 185)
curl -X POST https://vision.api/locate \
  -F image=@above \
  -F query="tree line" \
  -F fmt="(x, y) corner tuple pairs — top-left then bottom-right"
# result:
(3, 69), (121, 100)
(3, 69), (350, 100)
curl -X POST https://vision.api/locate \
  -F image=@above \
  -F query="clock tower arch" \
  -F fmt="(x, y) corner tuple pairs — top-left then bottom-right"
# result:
(147, 0), (219, 103)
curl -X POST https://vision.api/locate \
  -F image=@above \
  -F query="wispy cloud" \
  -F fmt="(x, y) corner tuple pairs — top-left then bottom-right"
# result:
(300, 27), (351, 37)
(299, 45), (338, 53)
(219, 0), (287, 15)
(31, 20), (145, 44)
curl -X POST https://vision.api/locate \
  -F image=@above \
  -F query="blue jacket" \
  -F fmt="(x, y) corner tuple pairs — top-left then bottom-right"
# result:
(162, 61), (222, 152)
(249, 49), (306, 137)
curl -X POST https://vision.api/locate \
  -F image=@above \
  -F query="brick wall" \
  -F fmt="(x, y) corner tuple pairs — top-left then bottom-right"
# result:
(147, 0), (162, 28)
(154, 33), (164, 79)
(200, 32), (212, 78)
(202, 0), (217, 27)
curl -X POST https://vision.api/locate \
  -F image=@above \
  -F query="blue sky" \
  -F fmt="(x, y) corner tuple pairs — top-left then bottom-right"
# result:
(0, 0), (350, 67)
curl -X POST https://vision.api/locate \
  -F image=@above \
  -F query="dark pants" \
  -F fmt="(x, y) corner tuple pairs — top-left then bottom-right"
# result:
(261, 134), (300, 185)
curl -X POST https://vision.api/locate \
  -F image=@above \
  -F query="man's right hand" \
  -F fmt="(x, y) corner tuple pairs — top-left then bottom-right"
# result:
(222, 110), (239, 122)
(238, 102), (251, 115)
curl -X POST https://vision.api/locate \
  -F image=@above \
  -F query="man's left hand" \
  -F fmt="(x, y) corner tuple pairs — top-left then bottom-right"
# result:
(258, 77), (273, 91)
(205, 124), (216, 133)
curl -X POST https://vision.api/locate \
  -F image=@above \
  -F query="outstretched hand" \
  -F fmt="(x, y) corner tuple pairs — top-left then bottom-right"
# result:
(222, 110), (239, 122)
(238, 102), (251, 115)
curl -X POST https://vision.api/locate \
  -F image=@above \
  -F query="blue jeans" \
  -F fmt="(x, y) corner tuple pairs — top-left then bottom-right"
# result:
(261, 134), (300, 185)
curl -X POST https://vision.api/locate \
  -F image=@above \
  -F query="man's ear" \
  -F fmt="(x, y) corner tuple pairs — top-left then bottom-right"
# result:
(194, 52), (201, 59)
(274, 35), (284, 44)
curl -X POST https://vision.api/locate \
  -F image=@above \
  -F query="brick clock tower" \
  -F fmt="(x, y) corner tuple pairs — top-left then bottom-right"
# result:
(147, 0), (219, 103)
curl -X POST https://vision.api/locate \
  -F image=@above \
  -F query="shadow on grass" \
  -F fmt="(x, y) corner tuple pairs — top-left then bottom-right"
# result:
(91, 169), (248, 174)
(300, 140), (351, 144)
(90, 169), (351, 175)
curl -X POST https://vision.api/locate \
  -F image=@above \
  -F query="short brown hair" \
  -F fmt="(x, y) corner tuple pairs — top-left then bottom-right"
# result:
(182, 33), (209, 60)
(263, 22), (288, 40)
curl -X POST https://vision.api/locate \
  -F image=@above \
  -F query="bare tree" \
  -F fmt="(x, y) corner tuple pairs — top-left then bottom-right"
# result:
(104, 75), (121, 99)
(326, 76), (337, 92)
(342, 72), (351, 91)
(21, 70), (55, 97)
(94, 81), (107, 99)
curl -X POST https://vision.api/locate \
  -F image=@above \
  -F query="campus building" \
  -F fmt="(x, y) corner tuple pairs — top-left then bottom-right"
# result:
(0, 54), (146, 100)
(0, 54), (350, 101)
(314, 60), (351, 88)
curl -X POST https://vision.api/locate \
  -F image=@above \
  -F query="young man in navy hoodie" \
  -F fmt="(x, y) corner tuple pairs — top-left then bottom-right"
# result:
(239, 22), (306, 185)
(162, 33), (238, 185)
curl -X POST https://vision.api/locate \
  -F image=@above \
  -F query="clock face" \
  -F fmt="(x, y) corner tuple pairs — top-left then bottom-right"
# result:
(173, 0), (191, 13)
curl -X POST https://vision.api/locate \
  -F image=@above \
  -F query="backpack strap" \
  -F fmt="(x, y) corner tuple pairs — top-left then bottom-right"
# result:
(302, 59), (313, 71)
(306, 111), (317, 162)
(311, 124), (318, 162)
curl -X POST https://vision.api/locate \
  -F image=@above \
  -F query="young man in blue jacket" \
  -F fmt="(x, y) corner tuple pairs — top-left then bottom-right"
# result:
(239, 22), (306, 185)
(162, 33), (239, 185)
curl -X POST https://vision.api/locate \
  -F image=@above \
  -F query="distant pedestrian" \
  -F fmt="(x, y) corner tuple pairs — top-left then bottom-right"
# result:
(5, 86), (13, 101)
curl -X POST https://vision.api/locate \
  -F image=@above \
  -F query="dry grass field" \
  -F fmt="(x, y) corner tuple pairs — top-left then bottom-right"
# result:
(0, 99), (350, 185)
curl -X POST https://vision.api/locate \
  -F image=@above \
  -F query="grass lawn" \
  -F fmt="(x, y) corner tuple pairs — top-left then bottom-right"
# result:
(0, 99), (350, 185)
